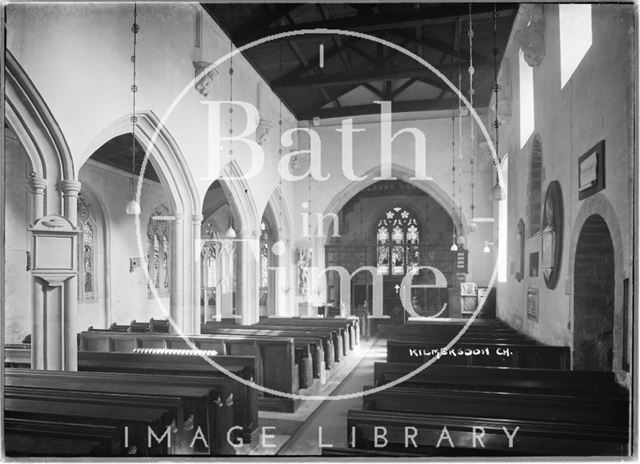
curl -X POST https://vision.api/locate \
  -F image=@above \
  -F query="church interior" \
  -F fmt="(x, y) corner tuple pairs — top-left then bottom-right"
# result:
(2, 1), (637, 458)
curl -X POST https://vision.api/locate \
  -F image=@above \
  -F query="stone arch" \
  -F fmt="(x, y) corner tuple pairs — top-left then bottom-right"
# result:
(5, 51), (80, 370)
(260, 186), (293, 316)
(200, 160), (261, 325)
(568, 194), (626, 377)
(80, 111), (200, 218)
(5, 51), (75, 185)
(319, 164), (467, 239)
(214, 160), (261, 236)
(81, 111), (201, 333)
(572, 214), (614, 371)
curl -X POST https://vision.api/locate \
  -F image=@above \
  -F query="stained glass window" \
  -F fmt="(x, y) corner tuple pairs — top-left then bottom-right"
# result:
(259, 221), (272, 308)
(201, 241), (218, 312)
(77, 195), (97, 301)
(147, 205), (171, 297)
(376, 207), (420, 275)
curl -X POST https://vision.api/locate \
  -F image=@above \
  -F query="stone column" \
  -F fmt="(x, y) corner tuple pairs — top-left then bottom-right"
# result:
(29, 176), (46, 221)
(192, 214), (203, 334)
(28, 176), (47, 369)
(170, 214), (185, 333)
(61, 179), (81, 370)
(237, 230), (260, 325)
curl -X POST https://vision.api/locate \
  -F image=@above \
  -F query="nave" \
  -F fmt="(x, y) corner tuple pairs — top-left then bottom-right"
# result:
(2, 1), (635, 459)
(4, 314), (630, 457)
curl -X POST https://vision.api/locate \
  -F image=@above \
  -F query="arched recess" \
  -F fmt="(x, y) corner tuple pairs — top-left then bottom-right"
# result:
(568, 195), (626, 375)
(319, 164), (467, 239)
(260, 186), (293, 316)
(200, 160), (261, 325)
(81, 111), (201, 333)
(573, 215), (614, 371)
(5, 51), (79, 370)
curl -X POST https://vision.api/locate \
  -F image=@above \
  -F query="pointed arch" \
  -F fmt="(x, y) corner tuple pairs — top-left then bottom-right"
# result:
(79, 111), (200, 217)
(213, 160), (261, 236)
(319, 164), (467, 238)
(5, 51), (75, 183)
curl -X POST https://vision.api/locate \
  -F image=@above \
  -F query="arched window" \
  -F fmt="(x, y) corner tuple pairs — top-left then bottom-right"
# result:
(259, 221), (272, 308)
(147, 205), (171, 297)
(201, 242), (217, 310)
(528, 137), (543, 236)
(77, 195), (97, 302)
(376, 207), (420, 275)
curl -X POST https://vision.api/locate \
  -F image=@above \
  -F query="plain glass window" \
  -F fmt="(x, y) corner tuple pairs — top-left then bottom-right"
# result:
(559, 4), (592, 88)
(519, 50), (535, 148)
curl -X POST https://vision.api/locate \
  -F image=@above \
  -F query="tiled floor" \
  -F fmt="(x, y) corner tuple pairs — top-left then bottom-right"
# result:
(237, 336), (387, 456)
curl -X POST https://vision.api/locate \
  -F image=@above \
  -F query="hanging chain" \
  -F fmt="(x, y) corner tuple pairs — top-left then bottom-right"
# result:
(229, 40), (234, 158)
(468, 3), (475, 220)
(492, 3), (501, 163)
(130, 3), (139, 195)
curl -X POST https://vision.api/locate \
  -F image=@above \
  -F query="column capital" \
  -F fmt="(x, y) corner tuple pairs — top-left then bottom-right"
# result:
(174, 212), (184, 222)
(28, 175), (47, 193)
(192, 214), (204, 225)
(60, 179), (82, 196)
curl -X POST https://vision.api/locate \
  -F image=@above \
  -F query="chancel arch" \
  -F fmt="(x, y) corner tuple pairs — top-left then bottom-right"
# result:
(324, 180), (456, 319)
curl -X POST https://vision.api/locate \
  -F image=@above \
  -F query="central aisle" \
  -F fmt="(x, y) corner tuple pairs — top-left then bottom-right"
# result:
(277, 336), (388, 456)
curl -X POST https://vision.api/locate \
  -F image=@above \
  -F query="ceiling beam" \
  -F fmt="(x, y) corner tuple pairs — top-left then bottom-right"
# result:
(235, 3), (516, 45)
(274, 64), (461, 89)
(271, 37), (359, 88)
(299, 98), (460, 119)
(391, 77), (417, 99)
(318, 4), (351, 71)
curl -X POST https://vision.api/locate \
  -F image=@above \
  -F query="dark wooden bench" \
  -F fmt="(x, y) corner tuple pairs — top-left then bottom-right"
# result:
(6, 367), (238, 454)
(5, 417), (122, 456)
(201, 325), (333, 375)
(386, 339), (570, 369)
(362, 385), (628, 426)
(257, 316), (360, 349)
(77, 351), (259, 443)
(5, 388), (171, 456)
(373, 363), (626, 396)
(251, 323), (350, 362)
(347, 409), (628, 456)
(77, 331), (302, 402)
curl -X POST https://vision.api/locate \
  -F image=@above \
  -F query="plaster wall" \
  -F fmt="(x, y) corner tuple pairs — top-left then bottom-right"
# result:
(495, 5), (634, 382)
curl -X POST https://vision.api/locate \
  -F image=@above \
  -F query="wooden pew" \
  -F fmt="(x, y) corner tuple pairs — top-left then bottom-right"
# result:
(362, 385), (628, 426)
(77, 331), (302, 402)
(201, 324), (333, 375)
(5, 390), (171, 456)
(257, 316), (360, 349)
(5, 417), (122, 456)
(347, 409), (628, 456)
(77, 351), (260, 443)
(386, 339), (570, 369)
(243, 324), (345, 361)
(372, 363), (626, 396)
(6, 368), (238, 454)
